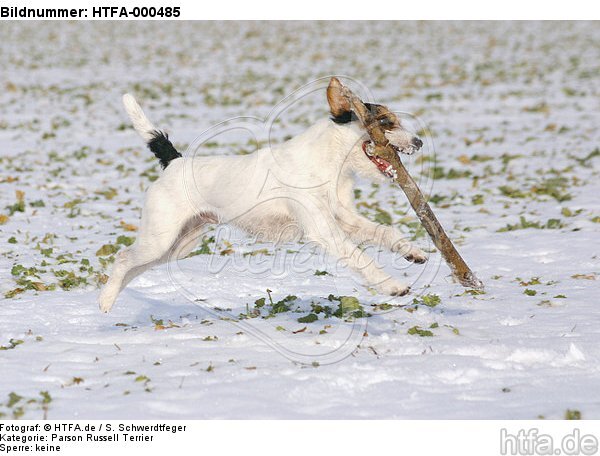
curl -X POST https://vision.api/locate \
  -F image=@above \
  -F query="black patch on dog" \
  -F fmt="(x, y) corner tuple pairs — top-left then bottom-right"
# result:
(330, 103), (383, 124)
(147, 130), (182, 169)
(364, 103), (384, 115)
(331, 110), (356, 124)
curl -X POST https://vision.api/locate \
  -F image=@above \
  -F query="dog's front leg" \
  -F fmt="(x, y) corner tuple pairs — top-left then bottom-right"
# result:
(335, 208), (427, 263)
(294, 205), (410, 296)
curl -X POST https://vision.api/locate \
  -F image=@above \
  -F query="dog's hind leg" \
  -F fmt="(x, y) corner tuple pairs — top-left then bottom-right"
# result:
(98, 247), (159, 313)
(98, 231), (179, 313)
(98, 181), (207, 312)
(98, 212), (215, 313)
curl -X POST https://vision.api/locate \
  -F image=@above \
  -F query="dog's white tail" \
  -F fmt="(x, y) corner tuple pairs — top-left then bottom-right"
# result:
(122, 93), (157, 143)
(122, 93), (182, 169)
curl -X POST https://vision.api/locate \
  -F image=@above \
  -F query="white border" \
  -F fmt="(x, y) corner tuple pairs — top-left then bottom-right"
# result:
(2, 420), (600, 456)
(4, 0), (600, 20)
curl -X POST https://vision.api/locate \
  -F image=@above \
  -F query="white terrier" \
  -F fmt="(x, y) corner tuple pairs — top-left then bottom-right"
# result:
(99, 77), (427, 313)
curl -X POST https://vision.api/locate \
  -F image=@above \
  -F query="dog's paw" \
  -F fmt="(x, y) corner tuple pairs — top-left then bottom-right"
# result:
(376, 280), (411, 297)
(98, 299), (113, 314)
(98, 289), (116, 313)
(391, 242), (427, 264)
(404, 247), (428, 264)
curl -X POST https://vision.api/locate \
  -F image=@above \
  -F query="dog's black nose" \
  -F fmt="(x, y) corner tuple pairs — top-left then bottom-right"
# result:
(411, 137), (423, 149)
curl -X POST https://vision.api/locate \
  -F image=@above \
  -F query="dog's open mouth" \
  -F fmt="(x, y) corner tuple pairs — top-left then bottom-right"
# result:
(362, 140), (398, 179)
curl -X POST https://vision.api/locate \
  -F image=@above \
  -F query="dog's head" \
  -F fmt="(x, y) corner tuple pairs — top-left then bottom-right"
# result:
(326, 77), (423, 180)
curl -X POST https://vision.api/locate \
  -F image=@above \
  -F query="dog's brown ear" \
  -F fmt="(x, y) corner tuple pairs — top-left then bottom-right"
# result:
(327, 77), (351, 117)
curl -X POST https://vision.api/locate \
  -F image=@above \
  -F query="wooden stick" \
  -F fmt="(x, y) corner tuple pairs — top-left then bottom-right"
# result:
(341, 85), (484, 290)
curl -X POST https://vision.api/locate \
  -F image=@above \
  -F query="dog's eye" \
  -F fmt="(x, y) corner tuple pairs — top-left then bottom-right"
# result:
(378, 118), (393, 127)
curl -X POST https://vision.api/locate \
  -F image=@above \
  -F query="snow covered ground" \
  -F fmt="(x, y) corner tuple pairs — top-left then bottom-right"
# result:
(0, 21), (599, 419)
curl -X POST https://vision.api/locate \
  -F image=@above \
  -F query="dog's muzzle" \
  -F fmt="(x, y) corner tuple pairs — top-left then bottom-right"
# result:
(392, 136), (423, 156)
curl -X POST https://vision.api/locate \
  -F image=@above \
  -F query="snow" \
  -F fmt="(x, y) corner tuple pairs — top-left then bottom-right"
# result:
(1, 21), (599, 419)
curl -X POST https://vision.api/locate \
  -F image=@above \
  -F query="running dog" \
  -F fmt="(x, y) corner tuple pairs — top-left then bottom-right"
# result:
(99, 77), (426, 313)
